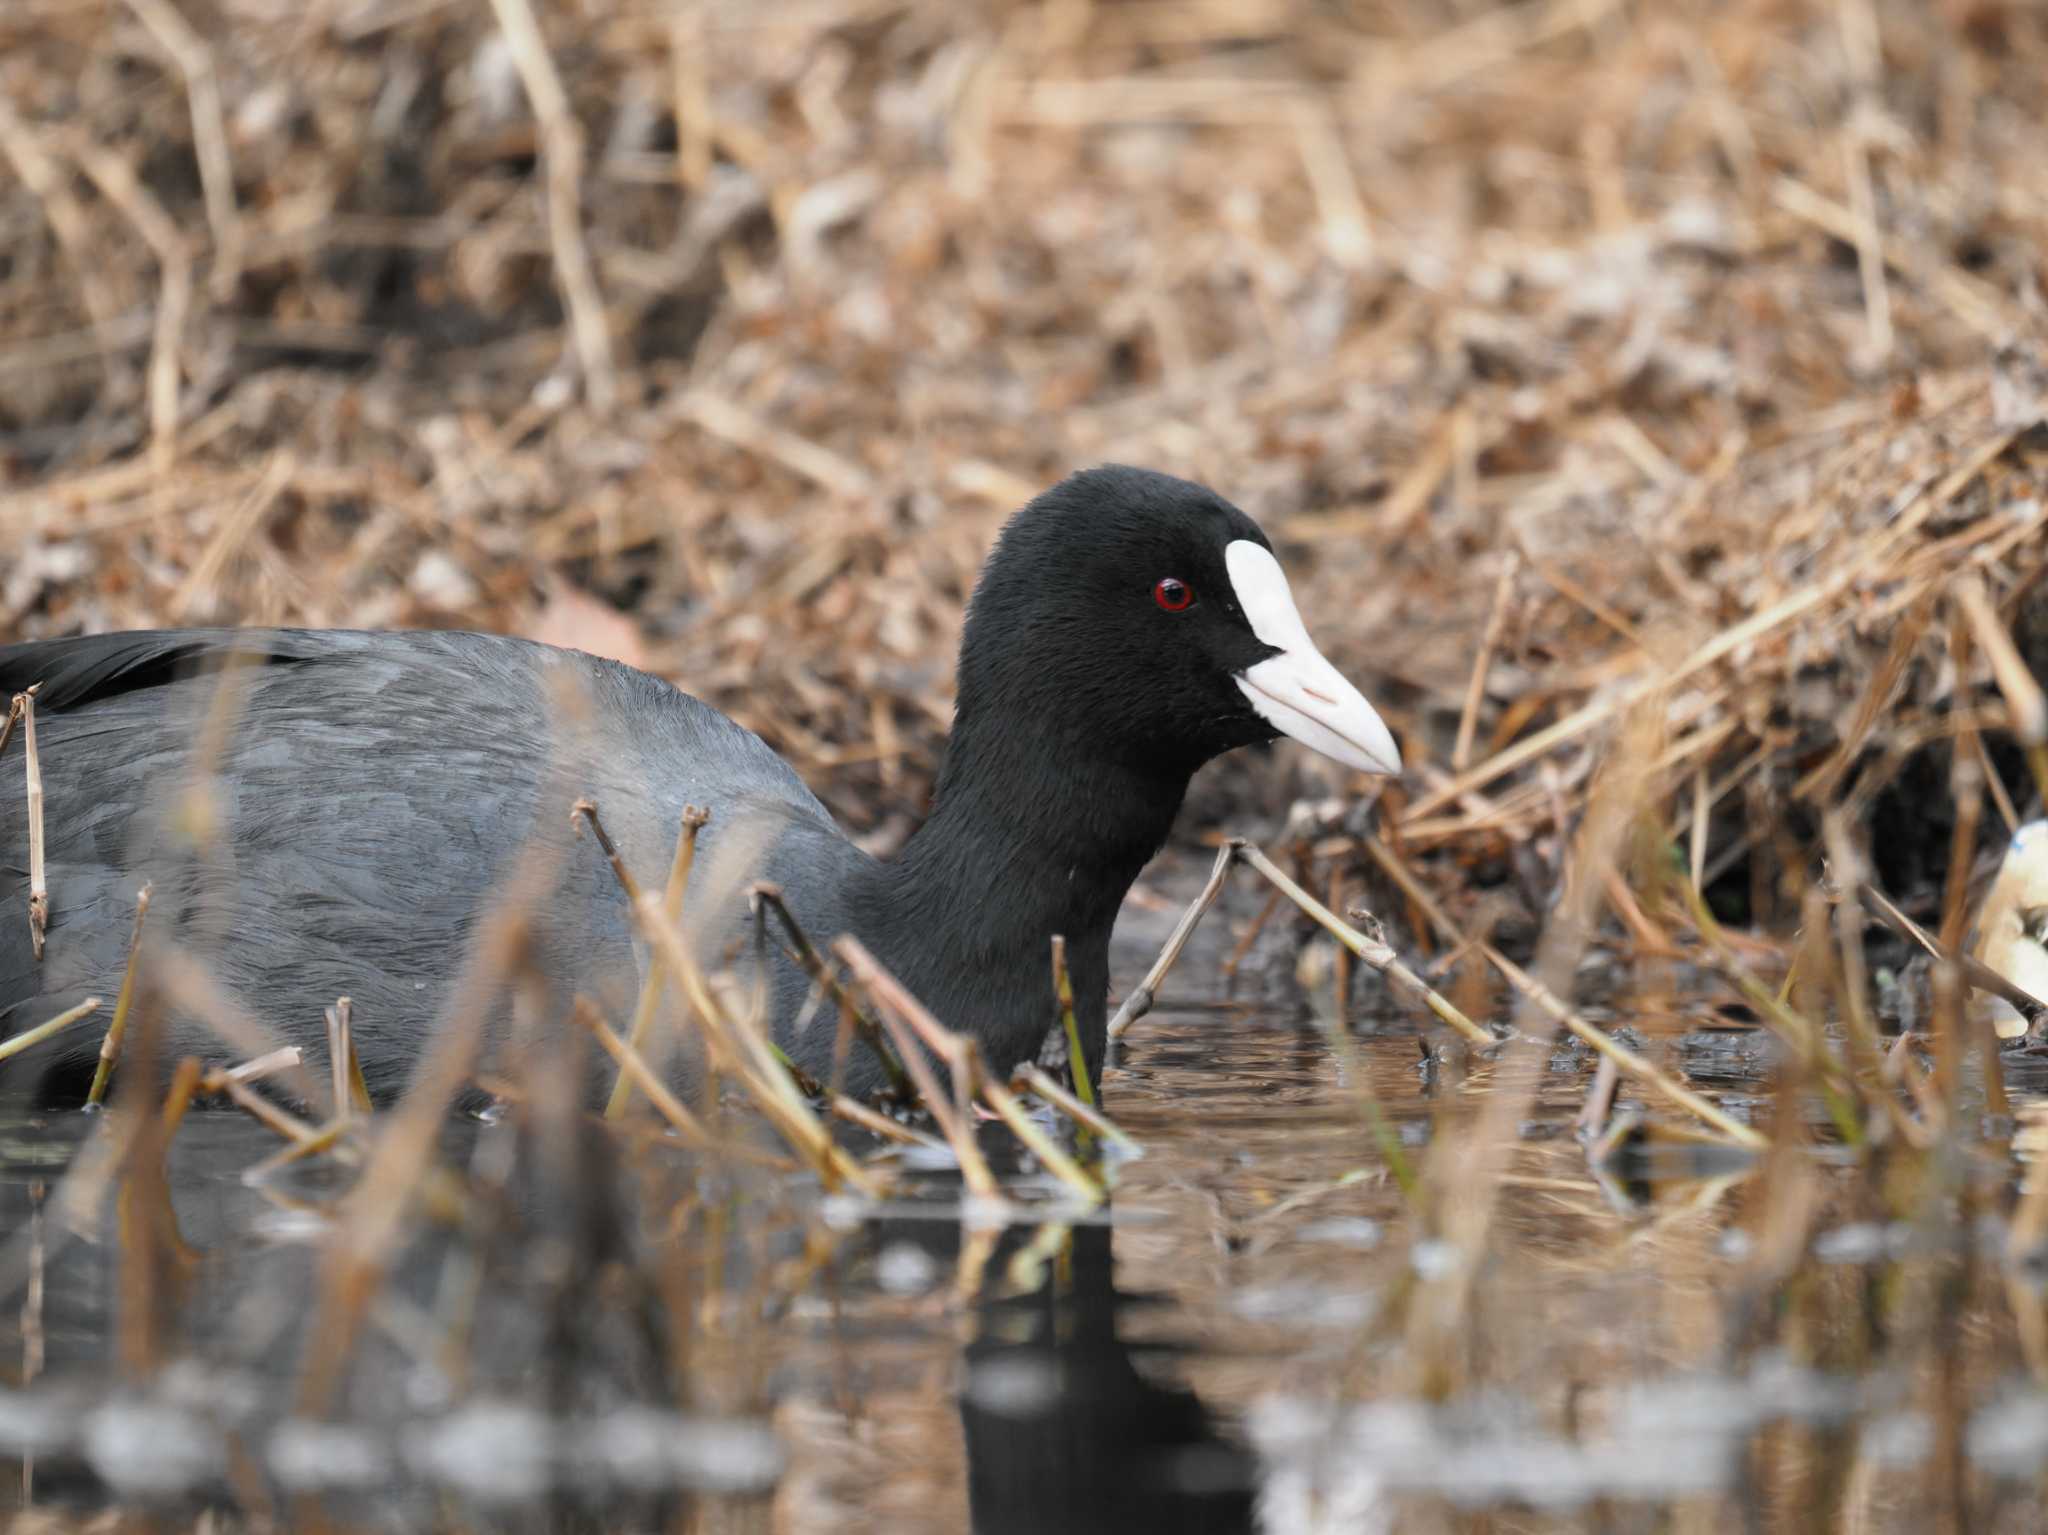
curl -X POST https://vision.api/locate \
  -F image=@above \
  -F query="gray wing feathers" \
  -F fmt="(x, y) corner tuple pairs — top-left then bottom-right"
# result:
(0, 628), (840, 1101)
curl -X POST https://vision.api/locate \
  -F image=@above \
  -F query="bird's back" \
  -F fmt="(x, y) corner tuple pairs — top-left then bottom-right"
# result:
(0, 628), (836, 1103)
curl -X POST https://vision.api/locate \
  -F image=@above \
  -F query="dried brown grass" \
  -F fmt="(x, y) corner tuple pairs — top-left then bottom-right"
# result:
(2, 0), (2040, 864)
(5, 6), (2048, 1520)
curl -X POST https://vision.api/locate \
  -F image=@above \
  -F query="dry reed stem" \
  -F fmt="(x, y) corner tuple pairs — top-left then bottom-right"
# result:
(324, 998), (373, 1120)
(0, 996), (101, 1065)
(0, 693), (21, 762)
(16, 687), (47, 960)
(1107, 840), (1234, 1041)
(116, 1049), (193, 1378)
(86, 884), (152, 1107)
(485, 0), (617, 412)
(1012, 1064), (1138, 1153)
(1234, 841), (1495, 1047)
(1819, 817), (1920, 1146)
(834, 934), (999, 1202)
(149, 942), (326, 1108)
(1772, 175), (2019, 339)
(667, 6), (715, 191)
(322, 998), (350, 1121)
(675, 391), (875, 499)
(579, 1001), (727, 1158)
(0, 97), (123, 349)
(1362, 838), (1766, 1150)
(201, 1053), (322, 1146)
(751, 881), (908, 1096)
(202, 1045), (307, 1089)
(629, 889), (882, 1195)
(582, 1000), (819, 1172)
(605, 804), (709, 1120)
(241, 1117), (354, 1184)
(976, 1071), (1105, 1207)
(1858, 883), (2047, 1028)
(1049, 933), (1092, 1107)
(826, 1092), (949, 1154)
(1796, 595), (1934, 803)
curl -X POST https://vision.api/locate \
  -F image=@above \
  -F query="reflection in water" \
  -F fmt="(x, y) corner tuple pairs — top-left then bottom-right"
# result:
(957, 1221), (1253, 1534)
(5, 954), (2048, 1529)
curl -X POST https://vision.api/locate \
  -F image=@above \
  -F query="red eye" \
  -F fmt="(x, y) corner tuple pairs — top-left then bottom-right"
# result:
(1153, 578), (1194, 612)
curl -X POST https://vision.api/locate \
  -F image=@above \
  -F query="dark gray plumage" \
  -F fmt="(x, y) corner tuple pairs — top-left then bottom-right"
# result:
(0, 467), (1398, 1107)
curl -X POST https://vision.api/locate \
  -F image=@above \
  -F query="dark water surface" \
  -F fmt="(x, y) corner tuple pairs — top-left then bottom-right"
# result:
(5, 865), (2048, 1533)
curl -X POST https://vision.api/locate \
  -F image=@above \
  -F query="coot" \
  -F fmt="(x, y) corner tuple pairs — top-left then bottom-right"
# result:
(0, 467), (1397, 1103)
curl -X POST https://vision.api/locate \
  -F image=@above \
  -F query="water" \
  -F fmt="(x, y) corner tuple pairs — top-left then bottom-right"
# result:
(4, 857), (2048, 1532)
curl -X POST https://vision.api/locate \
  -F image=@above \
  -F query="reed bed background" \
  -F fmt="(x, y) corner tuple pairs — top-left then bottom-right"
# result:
(4, 0), (2048, 1530)
(3, 0), (2041, 860)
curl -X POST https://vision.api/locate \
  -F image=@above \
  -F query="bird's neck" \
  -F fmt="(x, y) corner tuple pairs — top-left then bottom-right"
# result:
(816, 706), (1192, 1089)
(886, 708), (1190, 950)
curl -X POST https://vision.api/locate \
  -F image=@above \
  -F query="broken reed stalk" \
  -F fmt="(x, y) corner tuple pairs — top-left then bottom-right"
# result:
(87, 885), (151, 1107)
(579, 1001), (726, 1157)
(978, 1068), (1105, 1207)
(582, 1000), (812, 1170)
(834, 934), (999, 1200)
(1858, 883), (2048, 1028)
(202, 1045), (306, 1087)
(831, 933), (1114, 1211)
(324, 997), (372, 1118)
(1483, 939), (1769, 1151)
(578, 802), (823, 1096)
(1234, 840), (1495, 1046)
(1820, 817), (1883, 1067)
(571, 798), (646, 902)
(1362, 835), (1767, 1148)
(150, 942), (328, 1109)
(116, 1029), (193, 1378)
(18, 687), (46, 961)
(1013, 1064), (1137, 1152)
(242, 1118), (353, 1184)
(827, 1092), (951, 1155)
(605, 804), (708, 1120)
(571, 799), (859, 1177)
(0, 996), (101, 1064)
(1937, 656), (1987, 1117)
(201, 1050), (319, 1143)
(159, 1056), (204, 1137)
(628, 889), (882, 1195)
(1107, 840), (1234, 1041)
(1050, 933), (1094, 1107)
(750, 880), (909, 1096)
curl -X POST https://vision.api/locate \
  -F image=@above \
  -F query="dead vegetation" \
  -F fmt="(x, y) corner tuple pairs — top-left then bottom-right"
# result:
(0, 0), (2040, 853)
(4, 0), (2048, 1528)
